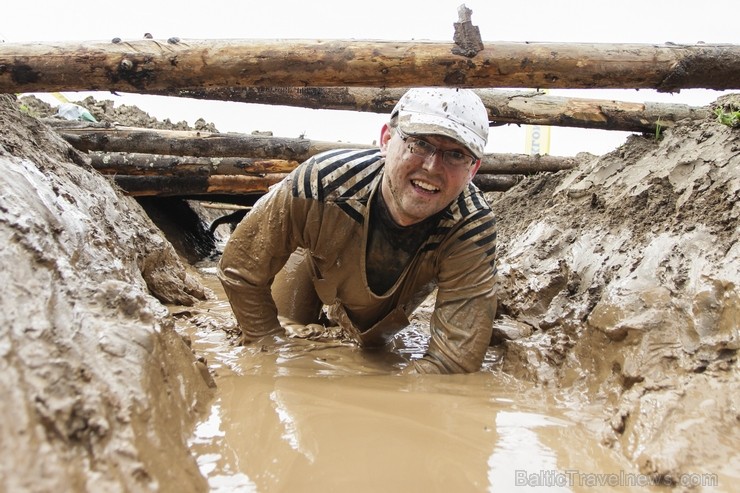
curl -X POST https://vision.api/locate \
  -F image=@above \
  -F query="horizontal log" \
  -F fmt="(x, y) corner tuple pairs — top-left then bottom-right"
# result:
(480, 90), (709, 132)
(89, 149), (578, 176)
(55, 125), (581, 174)
(164, 87), (405, 113)
(113, 174), (287, 196)
(112, 172), (520, 197)
(478, 152), (581, 174)
(199, 202), (251, 211)
(50, 124), (374, 160)
(154, 87), (711, 133)
(473, 174), (522, 192)
(89, 152), (299, 175)
(2, 39), (739, 93)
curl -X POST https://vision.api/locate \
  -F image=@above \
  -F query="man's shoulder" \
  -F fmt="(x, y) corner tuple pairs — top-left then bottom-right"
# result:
(429, 183), (496, 261)
(447, 183), (495, 223)
(291, 148), (383, 203)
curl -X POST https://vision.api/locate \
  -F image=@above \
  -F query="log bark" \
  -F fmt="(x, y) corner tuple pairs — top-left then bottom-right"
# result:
(89, 152), (299, 175)
(50, 124), (374, 160)
(92, 151), (571, 177)
(113, 174), (287, 197)
(151, 87), (711, 133)
(112, 172), (520, 196)
(477, 90), (709, 132)
(472, 174), (522, 192)
(2, 39), (739, 93)
(479, 152), (582, 174)
(73, 127), (580, 175)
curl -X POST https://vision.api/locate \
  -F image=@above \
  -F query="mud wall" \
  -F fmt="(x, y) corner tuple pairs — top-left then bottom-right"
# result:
(489, 111), (739, 484)
(0, 94), (214, 492)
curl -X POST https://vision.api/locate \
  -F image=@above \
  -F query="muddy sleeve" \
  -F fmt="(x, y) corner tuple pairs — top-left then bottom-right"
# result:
(410, 234), (496, 374)
(217, 175), (311, 341)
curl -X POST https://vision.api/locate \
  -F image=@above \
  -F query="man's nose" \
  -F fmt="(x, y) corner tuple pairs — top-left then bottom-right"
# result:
(421, 150), (445, 171)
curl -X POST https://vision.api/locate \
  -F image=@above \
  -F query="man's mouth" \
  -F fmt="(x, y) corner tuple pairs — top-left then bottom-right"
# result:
(411, 179), (440, 193)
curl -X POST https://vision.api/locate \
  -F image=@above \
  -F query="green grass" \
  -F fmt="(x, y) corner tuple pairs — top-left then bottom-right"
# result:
(714, 106), (740, 128)
(654, 117), (663, 141)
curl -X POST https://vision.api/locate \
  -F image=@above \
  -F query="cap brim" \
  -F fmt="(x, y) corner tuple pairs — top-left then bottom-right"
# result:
(397, 112), (485, 158)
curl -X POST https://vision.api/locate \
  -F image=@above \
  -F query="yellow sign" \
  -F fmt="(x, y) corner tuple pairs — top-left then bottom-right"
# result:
(51, 92), (70, 103)
(525, 124), (551, 155)
(524, 89), (551, 155)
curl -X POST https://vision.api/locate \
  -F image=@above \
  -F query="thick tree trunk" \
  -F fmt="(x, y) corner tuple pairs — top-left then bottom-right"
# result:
(2, 39), (738, 93)
(152, 87), (711, 133)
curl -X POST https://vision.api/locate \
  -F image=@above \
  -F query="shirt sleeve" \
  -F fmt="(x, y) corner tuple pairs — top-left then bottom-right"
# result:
(216, 173), (309, 341)
(410, 219), (497, 374)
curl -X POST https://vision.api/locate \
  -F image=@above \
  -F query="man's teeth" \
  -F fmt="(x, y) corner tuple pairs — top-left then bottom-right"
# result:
(412, 180), (439, 192)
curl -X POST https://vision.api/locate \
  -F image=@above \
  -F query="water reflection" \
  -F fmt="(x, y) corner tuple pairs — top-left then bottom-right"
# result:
(190, 403), (258, 492)
(488, 411), (568, 492)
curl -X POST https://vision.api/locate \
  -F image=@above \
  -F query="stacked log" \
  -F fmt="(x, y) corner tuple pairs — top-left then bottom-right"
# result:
(46, 124), (581, 196)
(8, 35), (733, 200)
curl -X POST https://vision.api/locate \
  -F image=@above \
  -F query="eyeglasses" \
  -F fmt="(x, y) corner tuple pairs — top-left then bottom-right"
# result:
(397, 129), (477, 169)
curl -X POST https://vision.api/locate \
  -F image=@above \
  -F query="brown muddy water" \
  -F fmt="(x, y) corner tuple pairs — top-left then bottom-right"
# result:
(173, 261), (663, 493)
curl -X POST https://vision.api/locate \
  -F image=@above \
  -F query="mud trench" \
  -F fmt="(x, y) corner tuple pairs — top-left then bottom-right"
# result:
(4, 93), (736, 492)
(170, 257), (662, 493)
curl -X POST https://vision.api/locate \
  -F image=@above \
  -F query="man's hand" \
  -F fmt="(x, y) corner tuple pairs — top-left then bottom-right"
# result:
(236, 323), (285, 345)
(279, 317), (350, 342)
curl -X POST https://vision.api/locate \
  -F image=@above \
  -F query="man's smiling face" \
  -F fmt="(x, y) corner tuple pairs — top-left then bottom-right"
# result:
(379, 124), (481, 227)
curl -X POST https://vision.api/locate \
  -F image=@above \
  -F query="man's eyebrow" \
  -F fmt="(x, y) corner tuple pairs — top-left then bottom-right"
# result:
(423, 135), (466, 149)
(427, 137), (471, 154)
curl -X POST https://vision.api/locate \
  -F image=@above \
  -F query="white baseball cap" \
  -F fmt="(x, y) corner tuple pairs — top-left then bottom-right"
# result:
(391, 88), (489, 158)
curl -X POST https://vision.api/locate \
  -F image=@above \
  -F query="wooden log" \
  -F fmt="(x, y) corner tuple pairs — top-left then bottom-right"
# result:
(2, 39), (739, 93)
(112, 172), (521, 196)
(479, 152), (582, 174)
(112, 174), (287, 196)
(162, 87), (406, 113)
(90, 150), (578, 176)
(51, 125), (374, 160)
(472, 174), (522, 192)
(152, 87), (710, 133)
(477, 90), (710, 132)
(89, 152), (299, 175)
(63, 125), (581, 175)
(199, 202), (251, 211)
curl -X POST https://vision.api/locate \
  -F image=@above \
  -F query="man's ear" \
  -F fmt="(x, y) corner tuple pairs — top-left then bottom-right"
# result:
(469, 159), (482, 180)
(379, 124), (393, 155)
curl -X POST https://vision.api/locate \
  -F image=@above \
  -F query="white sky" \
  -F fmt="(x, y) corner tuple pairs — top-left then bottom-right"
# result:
(2, 0), (739, 156)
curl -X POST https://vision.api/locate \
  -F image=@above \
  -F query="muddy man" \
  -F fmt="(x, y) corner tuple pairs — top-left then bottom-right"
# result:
(218, 88), (496, 373)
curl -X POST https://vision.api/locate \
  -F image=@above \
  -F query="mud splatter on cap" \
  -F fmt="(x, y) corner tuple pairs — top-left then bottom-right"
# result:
(391, 87), (489, 158)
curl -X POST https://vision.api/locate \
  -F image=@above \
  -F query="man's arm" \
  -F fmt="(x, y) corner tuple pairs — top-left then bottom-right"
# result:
(217, 178), (302, 342)
(409, 217), (497, 374)
(410, 293), (495, 374)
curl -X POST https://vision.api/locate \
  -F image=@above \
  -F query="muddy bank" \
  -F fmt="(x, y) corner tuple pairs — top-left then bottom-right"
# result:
(488, 97), (739, 486)
(0, 94), (214, 492)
